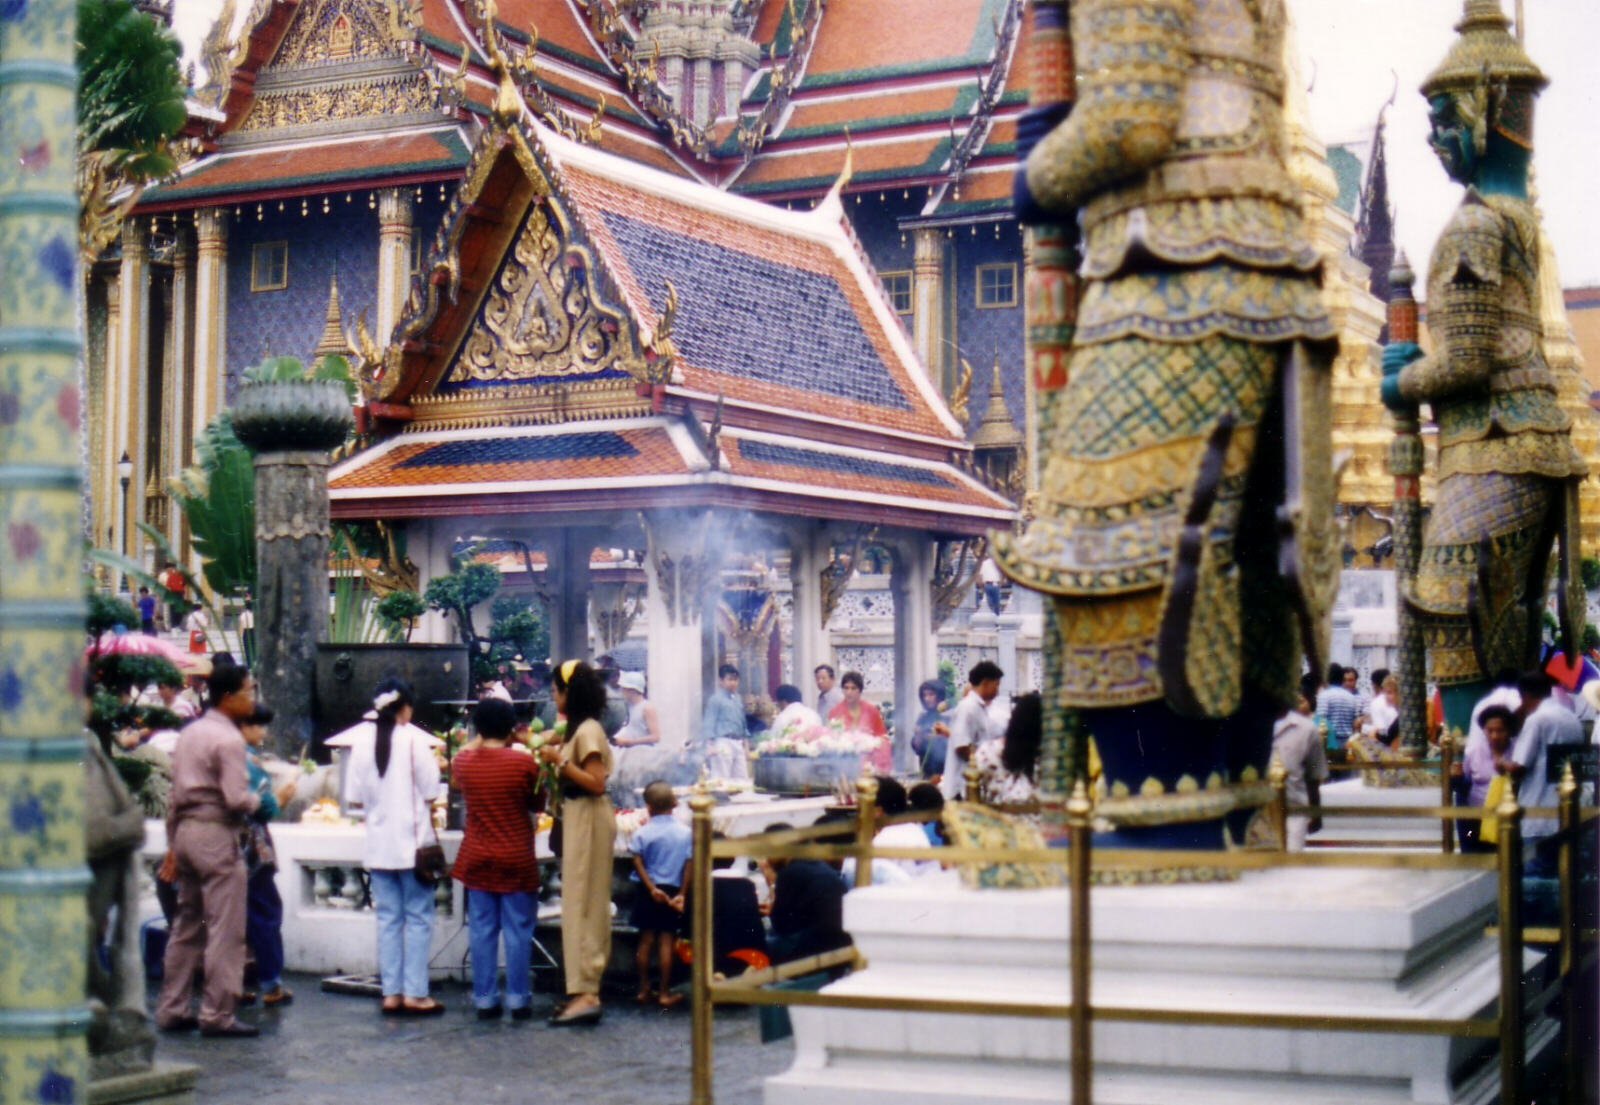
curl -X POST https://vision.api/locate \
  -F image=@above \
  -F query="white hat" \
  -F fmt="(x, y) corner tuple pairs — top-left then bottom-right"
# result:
(619, 671), (646, 694)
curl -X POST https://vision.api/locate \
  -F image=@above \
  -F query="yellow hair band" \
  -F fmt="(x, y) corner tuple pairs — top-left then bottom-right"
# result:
(559, 659), (580, 684)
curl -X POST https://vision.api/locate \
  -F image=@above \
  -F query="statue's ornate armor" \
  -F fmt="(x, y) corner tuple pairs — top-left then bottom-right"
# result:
(997, 0), (1333, 718)
(1396, 192), (1585, 684)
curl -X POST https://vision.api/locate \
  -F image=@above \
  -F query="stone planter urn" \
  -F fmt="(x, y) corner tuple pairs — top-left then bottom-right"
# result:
(232, 381), (353, 757)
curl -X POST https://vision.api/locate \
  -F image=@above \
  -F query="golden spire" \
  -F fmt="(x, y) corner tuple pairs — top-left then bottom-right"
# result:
(970, 353), (1023, 450)
(314, 272), (351, 358)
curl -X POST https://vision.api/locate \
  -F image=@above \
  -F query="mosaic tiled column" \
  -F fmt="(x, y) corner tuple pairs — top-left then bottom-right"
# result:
(1386, 255), (1428, 754)
(0, 0), (91, 1096)
(164, 233), (192, 554)
(889, 539), (939, 772)
(375, 188), (413, 347)
(93, 274), (120, 555)
(644, 511), (718, 752)
(1018, 0), (1079, 823)
(786, 521), (832, 715)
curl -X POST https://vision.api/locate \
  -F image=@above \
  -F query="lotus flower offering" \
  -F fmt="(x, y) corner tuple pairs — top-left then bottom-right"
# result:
(755, 722), (886, 760)
(751, 721), (891, 793)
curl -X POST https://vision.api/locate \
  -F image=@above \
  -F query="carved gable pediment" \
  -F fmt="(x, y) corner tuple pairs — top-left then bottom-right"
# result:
(445, 199), (643, 391)
(270, 0), (408, 68)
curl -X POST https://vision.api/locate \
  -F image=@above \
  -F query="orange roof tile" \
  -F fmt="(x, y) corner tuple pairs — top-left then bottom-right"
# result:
(804, 0), (994, 82)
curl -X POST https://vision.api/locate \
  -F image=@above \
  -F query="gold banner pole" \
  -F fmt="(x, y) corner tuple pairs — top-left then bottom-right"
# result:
(1557, 763), (1579, 1102)
(1495, 787), (1524, 1104)
(1068, 780), (1093, 1105)
(853, 772), (879, 889)
(1439, 732), (1456, 854)
(689, 781), (715, 1105)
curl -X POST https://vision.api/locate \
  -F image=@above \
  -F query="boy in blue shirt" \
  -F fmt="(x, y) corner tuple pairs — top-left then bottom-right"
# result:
(630, 780), (693, 1006)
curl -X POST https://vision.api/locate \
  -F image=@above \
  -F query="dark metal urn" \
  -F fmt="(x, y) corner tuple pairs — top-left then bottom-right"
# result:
(233, 381), (353, 757)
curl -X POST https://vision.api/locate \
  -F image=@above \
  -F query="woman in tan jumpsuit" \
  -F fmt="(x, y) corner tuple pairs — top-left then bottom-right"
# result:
(539, 659), (615, 1025)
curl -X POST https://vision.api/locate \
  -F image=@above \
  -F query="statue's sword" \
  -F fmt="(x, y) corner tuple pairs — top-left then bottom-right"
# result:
(1386, 255), (1430, 753)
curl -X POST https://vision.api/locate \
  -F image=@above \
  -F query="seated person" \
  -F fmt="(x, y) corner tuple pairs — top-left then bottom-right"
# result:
(768, 845), (850, 965)
(680, 834), (768, 977)
(769, 684), (821, 735)
(840, 777), (939, 883)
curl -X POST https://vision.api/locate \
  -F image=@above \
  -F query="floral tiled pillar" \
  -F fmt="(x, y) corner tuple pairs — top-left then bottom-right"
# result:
(0, 0), (90, 1097)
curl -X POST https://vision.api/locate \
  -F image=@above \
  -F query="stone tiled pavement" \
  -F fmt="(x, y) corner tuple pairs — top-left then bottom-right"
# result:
(154, 974), (792, 1104)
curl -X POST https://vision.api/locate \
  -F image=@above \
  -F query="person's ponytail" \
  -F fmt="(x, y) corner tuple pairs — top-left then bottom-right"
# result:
(371, 677), (415, 777)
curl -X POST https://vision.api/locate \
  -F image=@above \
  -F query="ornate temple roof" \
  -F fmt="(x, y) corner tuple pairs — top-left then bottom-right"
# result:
(330, 114), (1008, 533)
(155, 0), (1027, 211)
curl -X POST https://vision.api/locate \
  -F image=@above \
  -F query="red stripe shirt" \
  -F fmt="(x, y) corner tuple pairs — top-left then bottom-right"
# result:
(451, 747), (544, 894)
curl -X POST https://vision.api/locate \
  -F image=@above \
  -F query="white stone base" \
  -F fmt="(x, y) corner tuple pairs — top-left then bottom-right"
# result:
(766, 868), (1555, 1105)
(1317, 778), (1445, 847)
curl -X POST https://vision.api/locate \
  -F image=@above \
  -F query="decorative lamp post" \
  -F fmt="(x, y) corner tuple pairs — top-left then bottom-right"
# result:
(231, 379), (353, 757)
(117, 450), (133, 564)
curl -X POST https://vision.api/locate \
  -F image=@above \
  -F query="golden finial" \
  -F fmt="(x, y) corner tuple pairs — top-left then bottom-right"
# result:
(689, 763), (714, 814)
(1267, 754), (1287, 789)
(963, 756), (981, 800)
(821, 126), (854, 209)
(1066, 778), (1092, 821)
(584, 92), (606, 144)
(950, 358), (974, 424)
(447, 39), (469, 99)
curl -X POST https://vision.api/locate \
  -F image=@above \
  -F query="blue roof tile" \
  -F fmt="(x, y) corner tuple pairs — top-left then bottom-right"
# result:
(398, 431), (638, 468)
(596, 209), (913, 411)
(738, 439), (951, 487)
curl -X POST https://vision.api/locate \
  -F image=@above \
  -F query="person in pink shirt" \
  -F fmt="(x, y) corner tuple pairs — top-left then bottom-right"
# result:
(827, 671), (891, 771)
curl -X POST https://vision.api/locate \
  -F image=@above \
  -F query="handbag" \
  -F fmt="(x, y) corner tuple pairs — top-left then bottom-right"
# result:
(406, 729), (450, 886)
(1479, 774), (1507, 846)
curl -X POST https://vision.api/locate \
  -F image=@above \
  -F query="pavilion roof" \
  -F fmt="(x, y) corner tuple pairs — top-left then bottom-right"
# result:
(328, 417), (1012, 533)
(372, 118), (967, 449)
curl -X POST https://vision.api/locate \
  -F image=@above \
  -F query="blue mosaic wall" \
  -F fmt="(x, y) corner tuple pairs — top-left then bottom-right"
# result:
(846, 193), (919, 339)
(222, 185), (454, 402)
(951, 225), (1026, 433)
(225, 203), (378, 399)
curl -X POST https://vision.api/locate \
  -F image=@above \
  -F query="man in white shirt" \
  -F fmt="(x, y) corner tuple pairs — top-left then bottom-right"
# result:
(1510, 670), (1584, 875)
(814, 664), (843, 717)
(979, 557), (1004, 616)
(770, 684), (820, 735)
(940, 661), (1004, 799)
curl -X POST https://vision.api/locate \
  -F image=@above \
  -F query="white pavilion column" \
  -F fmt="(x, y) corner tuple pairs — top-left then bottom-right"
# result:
(890, 537), (940, 771)
(788, 521), (833, 713)
(414, 520), (454, 644)
(376, 187), (413, 345)
(116, 221), (149, 576)
(644, 511), (720, 752)
(191, 207), (227, 449)
(912, 227), (947, 389)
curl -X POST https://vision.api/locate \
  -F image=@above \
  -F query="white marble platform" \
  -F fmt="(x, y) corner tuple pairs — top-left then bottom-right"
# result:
(766, 868), (1555, 1105)
(1317, 777), (1447, 847)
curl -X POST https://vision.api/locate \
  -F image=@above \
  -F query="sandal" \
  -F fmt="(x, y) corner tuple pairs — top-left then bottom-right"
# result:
(658, 992), (684, 1009)
(400, 999), (447, 1016)
(381, 998), (404, 1016)
(635, 989), (655, 1005)
(262, 987), (294, 1007)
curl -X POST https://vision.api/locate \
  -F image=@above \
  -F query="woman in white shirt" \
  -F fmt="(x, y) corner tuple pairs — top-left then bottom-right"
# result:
(333, 678), (445, 1016)
(1364, 676), (1400, 746)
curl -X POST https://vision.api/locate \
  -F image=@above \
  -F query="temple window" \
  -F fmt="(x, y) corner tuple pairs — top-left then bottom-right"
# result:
(975, 263), (1016, 309)
(880, 270), (912, 314)
(250, 241), (289, 292)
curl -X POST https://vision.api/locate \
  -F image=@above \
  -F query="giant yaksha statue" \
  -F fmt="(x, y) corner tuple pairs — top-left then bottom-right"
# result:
(996, 0), (1337, 848)
(1381, 0), (1585, 732)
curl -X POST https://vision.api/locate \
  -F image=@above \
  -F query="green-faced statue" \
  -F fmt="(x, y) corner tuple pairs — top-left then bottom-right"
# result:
(1380, 0), (1586, 730)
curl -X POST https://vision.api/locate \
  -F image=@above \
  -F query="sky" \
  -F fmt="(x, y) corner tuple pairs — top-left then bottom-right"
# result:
(168, 0), (1600, 288)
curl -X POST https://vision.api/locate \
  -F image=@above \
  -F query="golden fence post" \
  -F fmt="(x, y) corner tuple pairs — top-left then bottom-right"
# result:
(854, 771), (879, 889)
(1068, 779), (1093, 1105)
(1557, 761), (1579, 1103)
(1268, 755), (1288, 853)
(1440, 731), (1456, 855)
(1496, 784), (1524, 1105)
(689, 779), (716, 1105)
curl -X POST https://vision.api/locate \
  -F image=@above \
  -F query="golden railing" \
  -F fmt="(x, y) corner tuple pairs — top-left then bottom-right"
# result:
(687, 762), (1596, 1105)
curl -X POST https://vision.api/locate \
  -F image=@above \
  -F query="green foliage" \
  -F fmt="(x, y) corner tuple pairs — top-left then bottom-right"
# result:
(423, 562), (548, 682)
(77, 0), (186, 179)
(486, 596), (547, 677)
(241, 353), (357, 403)
(937, 659), (959, 707)
(87, 591), (140, 638)
(375, 589), (427, 643)
(167, 412), (255, 598)
(112, 755), (154, 794)
(1583, 623), (1600, 654)
(1582, 557), (1600, 592)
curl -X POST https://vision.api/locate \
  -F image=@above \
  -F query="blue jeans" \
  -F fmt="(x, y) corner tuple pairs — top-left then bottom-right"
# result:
(369, 869), (436, 999)
(466, 888), (536, 1010)
(245, 867), (284, 991)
